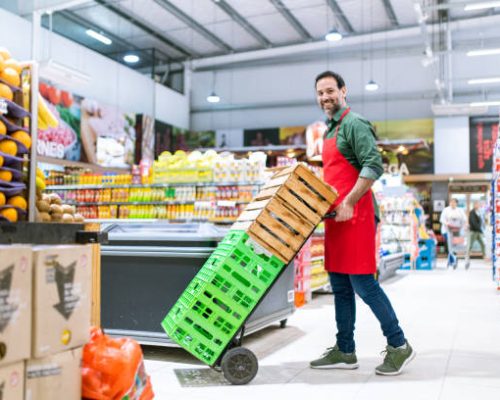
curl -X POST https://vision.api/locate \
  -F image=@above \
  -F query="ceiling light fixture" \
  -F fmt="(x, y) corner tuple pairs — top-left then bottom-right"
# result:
(123, 54), (140, 64)
(325, 28), (343, 42)
(468, 77), (500, 85)
(470, 100), (500, 107)
(467, 48), (500, 56)
(206, 92), (220, 103)
(85, 29), (112, 45)
(365, 79), (379, 92)
(464, 1), (500, 11)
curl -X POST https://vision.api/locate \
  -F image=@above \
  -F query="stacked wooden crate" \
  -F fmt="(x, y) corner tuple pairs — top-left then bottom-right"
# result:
(232, 164), (337, 263)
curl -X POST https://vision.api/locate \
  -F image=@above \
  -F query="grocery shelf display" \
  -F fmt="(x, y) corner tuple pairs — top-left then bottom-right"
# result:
(44, 150), (267, 223)
(492, 129), (500, 289)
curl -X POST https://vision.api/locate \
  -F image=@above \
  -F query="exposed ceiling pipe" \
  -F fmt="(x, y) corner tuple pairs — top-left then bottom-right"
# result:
(190, 13), (500, 71)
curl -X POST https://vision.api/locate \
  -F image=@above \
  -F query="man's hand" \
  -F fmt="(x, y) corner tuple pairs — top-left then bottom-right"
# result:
(334, 199), (354, 222)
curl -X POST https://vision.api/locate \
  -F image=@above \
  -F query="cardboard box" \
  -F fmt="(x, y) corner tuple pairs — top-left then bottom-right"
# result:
(0, 245), (32, 366)
(0, 361), (24, 400)
(25, 347), (82, 400)
(32, 245), (91, 358)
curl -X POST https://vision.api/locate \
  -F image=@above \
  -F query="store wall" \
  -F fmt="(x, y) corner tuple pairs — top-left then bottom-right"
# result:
(190, 55), (434, 131)
(0, 8), (190, 129)
(434, 117), (470, 174)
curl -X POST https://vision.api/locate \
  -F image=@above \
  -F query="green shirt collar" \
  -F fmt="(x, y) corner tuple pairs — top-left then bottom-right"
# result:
(332, 106), (349, 122)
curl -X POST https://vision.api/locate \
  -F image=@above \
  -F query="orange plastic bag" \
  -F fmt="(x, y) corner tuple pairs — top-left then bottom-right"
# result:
(82, 327), (154, 400)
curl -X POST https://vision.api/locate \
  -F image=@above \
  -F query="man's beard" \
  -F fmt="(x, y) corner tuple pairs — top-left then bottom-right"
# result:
(323, 102), (340, 118)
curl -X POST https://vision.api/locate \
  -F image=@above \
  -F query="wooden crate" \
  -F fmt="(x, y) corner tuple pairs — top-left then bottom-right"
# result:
(84, 223), (101, 327)
(232, 164), (337, 263)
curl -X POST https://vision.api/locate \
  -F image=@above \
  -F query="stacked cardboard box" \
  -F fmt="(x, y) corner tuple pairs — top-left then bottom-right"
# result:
(0, 245), (32, 400)
(26, 245), (91, 400)
(0, 244), (91, 400)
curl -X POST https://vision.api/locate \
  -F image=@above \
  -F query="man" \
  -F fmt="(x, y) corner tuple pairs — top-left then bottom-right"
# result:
(310, 71), (415, 376)
(439, 198), (467, 269)
(465, 201), (486, 270)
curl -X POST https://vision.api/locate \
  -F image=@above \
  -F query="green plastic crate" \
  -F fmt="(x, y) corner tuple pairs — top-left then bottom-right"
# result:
(162, 230), (285, 365)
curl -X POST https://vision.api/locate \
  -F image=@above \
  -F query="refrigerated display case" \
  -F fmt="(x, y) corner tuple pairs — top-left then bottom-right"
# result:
(100, 222), (295, 345)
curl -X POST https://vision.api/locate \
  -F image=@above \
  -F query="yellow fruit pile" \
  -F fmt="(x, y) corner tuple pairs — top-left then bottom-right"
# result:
(0, 47), (21, 89)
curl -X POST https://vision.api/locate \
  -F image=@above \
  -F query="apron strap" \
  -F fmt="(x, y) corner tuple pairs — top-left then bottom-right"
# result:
(334, 107), (351, 137)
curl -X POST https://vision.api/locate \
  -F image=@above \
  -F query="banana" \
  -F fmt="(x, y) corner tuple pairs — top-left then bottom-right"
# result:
(38, 94), (58, 128)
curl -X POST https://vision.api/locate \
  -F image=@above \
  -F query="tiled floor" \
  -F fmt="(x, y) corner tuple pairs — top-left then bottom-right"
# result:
(144, 259), (500, 400)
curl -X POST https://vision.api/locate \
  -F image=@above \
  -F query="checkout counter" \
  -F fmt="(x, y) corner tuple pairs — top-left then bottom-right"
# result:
(100, 222), (295, 345)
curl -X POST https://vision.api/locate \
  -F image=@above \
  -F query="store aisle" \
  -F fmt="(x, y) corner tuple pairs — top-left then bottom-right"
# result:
(144, 260), (500, 400)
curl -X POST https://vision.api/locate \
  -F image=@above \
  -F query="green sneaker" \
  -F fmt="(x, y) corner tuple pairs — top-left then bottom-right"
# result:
(375, 341), (415, 376)
(310, 345), (359, 369)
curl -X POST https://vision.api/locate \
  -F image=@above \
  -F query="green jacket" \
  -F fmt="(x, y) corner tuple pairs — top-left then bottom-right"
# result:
(326, 106), (383, 219)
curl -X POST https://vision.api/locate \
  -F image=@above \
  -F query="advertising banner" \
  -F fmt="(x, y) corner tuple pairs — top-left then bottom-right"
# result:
(470, 117), (499, 173)
(37, 82), (82, 161)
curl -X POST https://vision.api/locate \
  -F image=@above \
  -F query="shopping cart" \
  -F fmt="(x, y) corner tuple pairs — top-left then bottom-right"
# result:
(162, 164), (338, 385)
(446, 226), (467, 269)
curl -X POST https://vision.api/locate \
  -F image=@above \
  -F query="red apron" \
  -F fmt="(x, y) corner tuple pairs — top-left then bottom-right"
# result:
(323, 108), (376, 274)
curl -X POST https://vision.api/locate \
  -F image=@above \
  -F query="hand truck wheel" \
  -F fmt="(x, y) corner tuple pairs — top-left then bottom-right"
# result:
(221, 347), (258, 385)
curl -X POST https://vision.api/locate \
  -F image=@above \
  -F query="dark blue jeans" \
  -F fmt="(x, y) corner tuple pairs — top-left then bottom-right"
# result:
(329, 272), (406, 353)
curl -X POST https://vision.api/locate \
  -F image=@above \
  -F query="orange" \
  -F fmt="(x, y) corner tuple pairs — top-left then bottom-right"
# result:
(0, 47), (11, 61)
(7, 195), (27, 210)
(0, 140), (17, 156)
(0, 208), (18, 222)
(4, 59), (22, 74)
(11, 130), (31, 150)
(0, 121), (6, 135)
(0, 170), (12, 182)
(0, 192), (5, 206)
(0, 55), (4, 72)
(0, 83), (13, 101)
(0, 155), (3, 167)
(0, 68), (20, 87)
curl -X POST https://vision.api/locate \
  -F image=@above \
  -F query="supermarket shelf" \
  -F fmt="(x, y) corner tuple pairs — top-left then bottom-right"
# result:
(38, 156), (129, 174)
(311, 283), (331, 293)
(65, 200), (250, 206)
(69, 201), (196, 206)
(197, 145), (307, 153)
(81, 218), (230, 224)
(46, 181), (264, 190)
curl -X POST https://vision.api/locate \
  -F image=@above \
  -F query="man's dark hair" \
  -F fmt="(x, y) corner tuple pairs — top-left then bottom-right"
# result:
(315, 71), (345, 89)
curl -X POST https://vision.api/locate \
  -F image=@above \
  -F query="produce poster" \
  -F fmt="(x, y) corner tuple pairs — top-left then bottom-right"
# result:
(80, 99), (136, 168)
(279, 126), (306, 145)
(372, 119), (434, 175)
(243, 128), (280, 146)
(305, 121), (327, 159)
(469, 117), (499, 173)
(37, 81), (83, 161)
(172, 127), (215, 150)
(135, 114), (155, 163)
(154, 120), (173, 158)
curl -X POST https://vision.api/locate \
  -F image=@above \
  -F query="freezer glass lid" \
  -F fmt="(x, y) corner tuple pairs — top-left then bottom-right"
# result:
(104, 222), (228, 241)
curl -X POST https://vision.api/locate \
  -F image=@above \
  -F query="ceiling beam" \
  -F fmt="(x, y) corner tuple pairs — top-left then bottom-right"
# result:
(152, 0), (233, 52)
(326, 0), (355, 33)
(213, 0), (272, 48)
(380, 0), (399, 27)
(269, 0), (313, 41)
(94, 0), (196, 58)
(57, 10), (141, 52)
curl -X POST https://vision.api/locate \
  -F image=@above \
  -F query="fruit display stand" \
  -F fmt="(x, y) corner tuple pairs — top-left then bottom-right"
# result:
(0, 49), (105, 328)
(162, 164), (337, 384)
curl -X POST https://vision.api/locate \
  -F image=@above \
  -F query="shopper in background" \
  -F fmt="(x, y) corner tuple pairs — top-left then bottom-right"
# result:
(309, 71), (415, 376)
(465, 201), (486, 270)
(439, 198), (467, 269)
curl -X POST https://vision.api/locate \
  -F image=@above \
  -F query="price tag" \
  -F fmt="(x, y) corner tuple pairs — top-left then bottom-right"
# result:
(217, 200), (236, 207)
(0, 99), (7, 115)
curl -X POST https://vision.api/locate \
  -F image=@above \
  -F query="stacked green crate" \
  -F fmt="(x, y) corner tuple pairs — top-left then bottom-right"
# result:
(161, 230), (285, 365)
